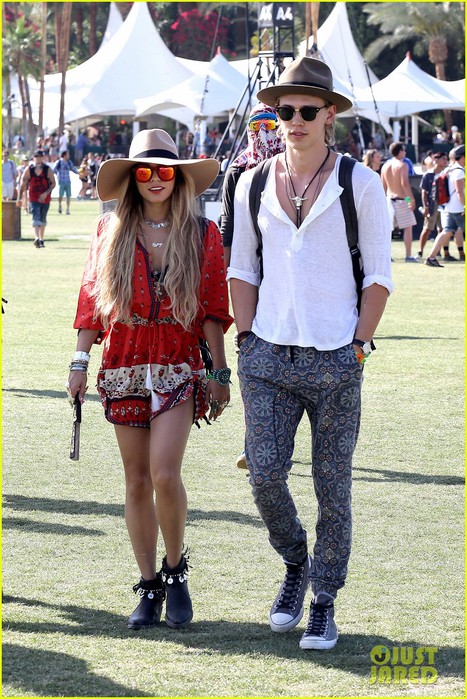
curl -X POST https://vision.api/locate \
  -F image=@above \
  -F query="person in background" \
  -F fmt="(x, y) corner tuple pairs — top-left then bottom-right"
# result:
(16, 155), (30, 212)
(362, 149), (382, 173)
(228, 57), (393, 651)
(417, 152), (448, 260)
(424, 145), (465, 267)
(2, 150), (17, 200)
(219, 103), (284, 470)
(54, 150), (79, 215)
(67, 129), (232, 631)
(17, 149), (55, 248)
(381, 141), (418, 262)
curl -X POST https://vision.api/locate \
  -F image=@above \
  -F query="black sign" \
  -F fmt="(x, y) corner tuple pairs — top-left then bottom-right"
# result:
(258, 4), (294, 28)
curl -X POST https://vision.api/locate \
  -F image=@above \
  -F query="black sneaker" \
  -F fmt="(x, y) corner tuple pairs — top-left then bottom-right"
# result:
(424, 257), (443, 268)
(39, 240), (45, 248)
(299, 592), (338, 650)
(443, 253), (458, 262)
(34, 239), (40, 248)
(127, 573), (166, 629)
(269, 554), (311, 632)
(161, 552), (193, 628)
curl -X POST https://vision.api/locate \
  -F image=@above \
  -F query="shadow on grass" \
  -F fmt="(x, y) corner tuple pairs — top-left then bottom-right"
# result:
(2, 515), (105, 537)
(3, 387), (100, 402)
(289, 467), (464, 486)
(3, 494), (124, 518)
(352, 466), (464, 487)
(3, 595), (464, 681)
(3, 642), (151, 697)
(3, 494), (264, 529)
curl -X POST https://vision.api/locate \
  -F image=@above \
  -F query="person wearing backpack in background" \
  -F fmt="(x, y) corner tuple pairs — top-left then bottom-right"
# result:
(424, 145), (465, 267)
(17, 149), (56, 248)
(417, 152), (448, 260)
(228, 57), (393, 651)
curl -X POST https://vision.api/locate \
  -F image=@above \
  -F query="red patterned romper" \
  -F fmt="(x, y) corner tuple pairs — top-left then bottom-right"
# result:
(74, 215), (233, 427)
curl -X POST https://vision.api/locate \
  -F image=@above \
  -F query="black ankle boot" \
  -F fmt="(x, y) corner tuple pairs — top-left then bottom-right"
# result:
(161, 552), (193, 628)
(127, 573), (166, 629)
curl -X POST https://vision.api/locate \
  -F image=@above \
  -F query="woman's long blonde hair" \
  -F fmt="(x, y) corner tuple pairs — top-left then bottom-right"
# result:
(91, 168), (203, 331)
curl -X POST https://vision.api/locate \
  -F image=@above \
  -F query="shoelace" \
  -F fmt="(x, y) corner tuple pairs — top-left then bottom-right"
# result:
(305, 602), (332, 636)
(275, 564), (305, 608)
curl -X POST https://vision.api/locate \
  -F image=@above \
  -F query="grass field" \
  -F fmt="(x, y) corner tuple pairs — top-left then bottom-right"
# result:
(2, 200), (465, 698)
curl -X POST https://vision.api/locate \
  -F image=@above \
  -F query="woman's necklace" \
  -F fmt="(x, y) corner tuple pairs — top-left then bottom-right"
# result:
(143, 219), (169, 247)
(285, 147), (331, 227)
(144, 218), (169, 247)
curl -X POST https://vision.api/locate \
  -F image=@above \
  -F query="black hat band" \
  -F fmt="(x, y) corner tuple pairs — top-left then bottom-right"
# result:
(134, 149), (179, 160)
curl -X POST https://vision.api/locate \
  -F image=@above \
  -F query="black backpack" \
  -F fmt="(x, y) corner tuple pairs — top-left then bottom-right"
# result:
(248, 155), (364, 312)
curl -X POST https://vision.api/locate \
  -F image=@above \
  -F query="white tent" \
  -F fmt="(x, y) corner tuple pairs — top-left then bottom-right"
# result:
(40, 2), (194, 127)
(354, 53), (465, 118)
(135, 51), (249, 128)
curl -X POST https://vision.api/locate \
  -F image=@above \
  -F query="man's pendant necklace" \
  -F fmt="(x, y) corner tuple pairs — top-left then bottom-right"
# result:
(285, 148), (331, 227)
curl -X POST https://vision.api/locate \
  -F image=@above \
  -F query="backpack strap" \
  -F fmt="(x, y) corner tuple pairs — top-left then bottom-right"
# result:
(338, 155), (364, 313)
(249, 158), (274, 281)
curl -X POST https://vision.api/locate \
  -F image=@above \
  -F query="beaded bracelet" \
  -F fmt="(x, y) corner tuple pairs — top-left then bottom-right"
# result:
(206, 367), (231, 386)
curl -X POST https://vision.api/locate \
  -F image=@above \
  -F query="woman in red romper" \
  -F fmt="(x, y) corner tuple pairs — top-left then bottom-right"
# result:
(67, 129), (232, 630)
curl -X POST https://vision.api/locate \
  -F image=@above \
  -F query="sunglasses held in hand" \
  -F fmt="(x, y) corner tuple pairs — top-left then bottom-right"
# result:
(133, 165), (176, 183)
(276, 105), (327, 122)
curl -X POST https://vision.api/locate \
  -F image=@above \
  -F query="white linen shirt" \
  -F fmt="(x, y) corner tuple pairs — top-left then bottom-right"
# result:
(445, 165), (465, 213)
(227, 153), (394, 350)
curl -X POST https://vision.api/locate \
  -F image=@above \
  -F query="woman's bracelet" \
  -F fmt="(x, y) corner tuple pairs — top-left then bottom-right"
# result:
(69, 365), (88, 372)
(206, 367), (231, 386)
(237, 330), (253, 347)
(73, 351), (90, 362)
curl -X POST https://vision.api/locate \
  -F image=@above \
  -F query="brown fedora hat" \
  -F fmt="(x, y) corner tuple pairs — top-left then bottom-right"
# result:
(97, 129), (219, 201)
(257, 57), (353, 114)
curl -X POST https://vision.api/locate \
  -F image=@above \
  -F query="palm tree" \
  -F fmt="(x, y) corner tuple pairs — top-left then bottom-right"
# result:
(363, 2), (465, 127)
(2, 11), (42, 149)
(54, 2), (72, 135)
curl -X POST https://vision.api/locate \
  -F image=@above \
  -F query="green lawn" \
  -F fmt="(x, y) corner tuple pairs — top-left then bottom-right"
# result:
(2, 200), (465, 697)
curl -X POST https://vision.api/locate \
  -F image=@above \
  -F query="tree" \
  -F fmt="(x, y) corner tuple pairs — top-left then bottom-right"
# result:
(2, 7), (42, 148)
(363, 2), (464, 80)
(363, 2), (464, 129)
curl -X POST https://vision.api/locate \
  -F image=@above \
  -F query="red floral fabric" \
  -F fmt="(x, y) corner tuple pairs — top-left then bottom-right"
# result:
(74, 215), (233, 427)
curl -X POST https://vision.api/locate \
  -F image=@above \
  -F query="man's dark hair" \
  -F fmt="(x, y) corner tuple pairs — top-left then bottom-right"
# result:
(389, 142), (406, 157)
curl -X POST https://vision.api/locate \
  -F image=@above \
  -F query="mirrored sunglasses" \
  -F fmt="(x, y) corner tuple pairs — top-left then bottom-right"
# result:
(248, 118), (278, 132)
(276, 105), (327, 122)
(133, 164), (176, 183)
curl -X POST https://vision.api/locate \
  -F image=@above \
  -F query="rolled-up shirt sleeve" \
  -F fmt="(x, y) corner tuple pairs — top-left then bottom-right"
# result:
(356, 171), (394, 296)
(226, 169), (261, 287)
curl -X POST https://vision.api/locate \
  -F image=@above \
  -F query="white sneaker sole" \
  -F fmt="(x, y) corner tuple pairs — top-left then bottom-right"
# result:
(299, 635), (338, 650)
(270, 605), (304, 633)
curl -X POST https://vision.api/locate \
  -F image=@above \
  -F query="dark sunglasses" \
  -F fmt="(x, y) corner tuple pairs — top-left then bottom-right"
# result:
(133, 164), (176, 183)
(276, 105), (327, 122)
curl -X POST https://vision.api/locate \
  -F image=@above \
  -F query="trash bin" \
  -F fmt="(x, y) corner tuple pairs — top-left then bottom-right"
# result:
(2, 201), (21, 240)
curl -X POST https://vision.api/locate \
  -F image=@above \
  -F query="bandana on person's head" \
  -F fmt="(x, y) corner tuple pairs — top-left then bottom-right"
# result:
(231, 103), (284, 170)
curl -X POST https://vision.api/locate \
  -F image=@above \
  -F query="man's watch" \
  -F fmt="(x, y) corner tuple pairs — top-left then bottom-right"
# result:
(353, 338), (373, 355)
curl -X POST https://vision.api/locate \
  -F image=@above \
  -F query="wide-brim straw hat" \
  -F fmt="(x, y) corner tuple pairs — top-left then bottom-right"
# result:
(97, 129), (219, 201)
(257, 57), (353, 114)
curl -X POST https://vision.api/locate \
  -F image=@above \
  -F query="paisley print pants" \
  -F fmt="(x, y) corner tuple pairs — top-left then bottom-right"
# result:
(237, 334), (362, 598)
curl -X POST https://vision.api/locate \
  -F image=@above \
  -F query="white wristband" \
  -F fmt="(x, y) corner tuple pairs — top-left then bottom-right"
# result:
(73, 351), (90, 362)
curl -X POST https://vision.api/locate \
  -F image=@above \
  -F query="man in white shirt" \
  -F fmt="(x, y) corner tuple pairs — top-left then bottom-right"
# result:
(228, 57), (393, 651)
(424, 145), (465, 267)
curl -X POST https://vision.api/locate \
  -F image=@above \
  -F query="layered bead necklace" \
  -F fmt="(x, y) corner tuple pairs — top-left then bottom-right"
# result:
(285, 147), (331, 227)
